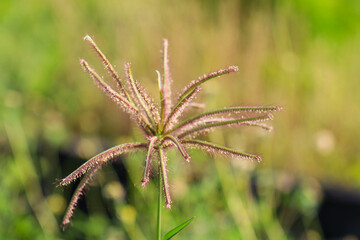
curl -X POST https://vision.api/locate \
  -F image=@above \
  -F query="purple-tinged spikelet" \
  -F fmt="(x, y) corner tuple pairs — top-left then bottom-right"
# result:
(125, 63), (159, 132)
(177, 114), (273, 139)
(142, 137), (158, 187)
(159, 149), (172, 209)
(163, 135), (191, 162)
(162, 39), (172, 121)
(182, 140), (262, 162)
(177, 66), (239, 104)
(84, 35), (130, 99)
(59, 143), (147, 187)
(61, 168), (98, 230)
(164, 87), (200, 132)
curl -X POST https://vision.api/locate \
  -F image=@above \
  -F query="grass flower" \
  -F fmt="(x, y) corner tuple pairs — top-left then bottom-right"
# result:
(59, 35), (280, 230)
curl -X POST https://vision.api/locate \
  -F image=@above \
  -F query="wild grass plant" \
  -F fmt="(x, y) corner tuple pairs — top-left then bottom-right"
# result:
(1, 1), (359, 239)
(59, 36), (280, 238)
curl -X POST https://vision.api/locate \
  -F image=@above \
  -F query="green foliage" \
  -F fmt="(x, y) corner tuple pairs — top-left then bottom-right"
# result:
(162, 217), (195, 240)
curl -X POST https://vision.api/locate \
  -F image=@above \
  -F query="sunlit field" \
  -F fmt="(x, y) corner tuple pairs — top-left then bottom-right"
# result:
(1, 0), (360, 239)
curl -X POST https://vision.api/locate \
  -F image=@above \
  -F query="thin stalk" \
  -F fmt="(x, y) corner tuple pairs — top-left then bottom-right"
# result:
(157, 164), (162, 240)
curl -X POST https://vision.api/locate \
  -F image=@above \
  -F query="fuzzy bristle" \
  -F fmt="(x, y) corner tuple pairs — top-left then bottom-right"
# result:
(158, 149), (172, 209)
(61, 168), (98, 230)
(163, 135), (191, 163)
(83, 35), (129, 98)
(59, 143), (147, 187)
(142, 137), (158, 187)
(177, 114), (272, 139)
(166, 201), (172, 209)
(182, 139), (261, 162)
(177, 65), (239, 104)
(162, 39), (172, 121)
(164, 87), (200, 133)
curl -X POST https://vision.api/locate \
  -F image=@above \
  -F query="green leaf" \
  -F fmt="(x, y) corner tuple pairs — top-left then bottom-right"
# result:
(162, 216), (195, 240)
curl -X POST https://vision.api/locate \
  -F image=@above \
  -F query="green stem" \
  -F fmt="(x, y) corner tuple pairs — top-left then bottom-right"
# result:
(157, 164), (162, 240)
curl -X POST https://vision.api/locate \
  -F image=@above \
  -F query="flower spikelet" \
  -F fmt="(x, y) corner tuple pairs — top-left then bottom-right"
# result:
(59, 36), (280, 229)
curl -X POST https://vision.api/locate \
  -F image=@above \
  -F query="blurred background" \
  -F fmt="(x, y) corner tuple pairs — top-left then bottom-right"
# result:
(1, 0), (360, 239)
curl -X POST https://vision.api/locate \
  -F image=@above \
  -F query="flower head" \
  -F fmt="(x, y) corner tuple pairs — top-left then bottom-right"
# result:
(59, 36), (280, 229)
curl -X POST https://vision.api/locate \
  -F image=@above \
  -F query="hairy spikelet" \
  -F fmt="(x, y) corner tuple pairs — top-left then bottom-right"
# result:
(163, 135), (191, 162)
(61, 168), (98, 230)
(177, 66), (239, 105)
(125, 63), (157, 132)
(84, 35), (130, 99)
(163, 87), (200, 133)
(59, 143), (147, 187)
(182, 140), (262, 162)
(142, 137), (158, 187)
(131, 72), (161, 126)
(242, 122), (273, 131)
(162, 39), (172, 120)
(158, 149), (172, 209)
(80, 60), (152, 135)
(178, 114), (273, 139)
(169, 117), (227, 137)
(80, 59), (133, 110)
(138, 84), (161, 127)
(225, 106), (281, 113)
(169, 106), (279, 134)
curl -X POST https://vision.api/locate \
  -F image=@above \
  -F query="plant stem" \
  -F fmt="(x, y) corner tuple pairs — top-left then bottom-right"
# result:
(157, 164), (162, 240)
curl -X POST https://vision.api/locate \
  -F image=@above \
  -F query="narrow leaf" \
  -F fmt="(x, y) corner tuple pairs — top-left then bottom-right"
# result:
(162, 216), (196, 240)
